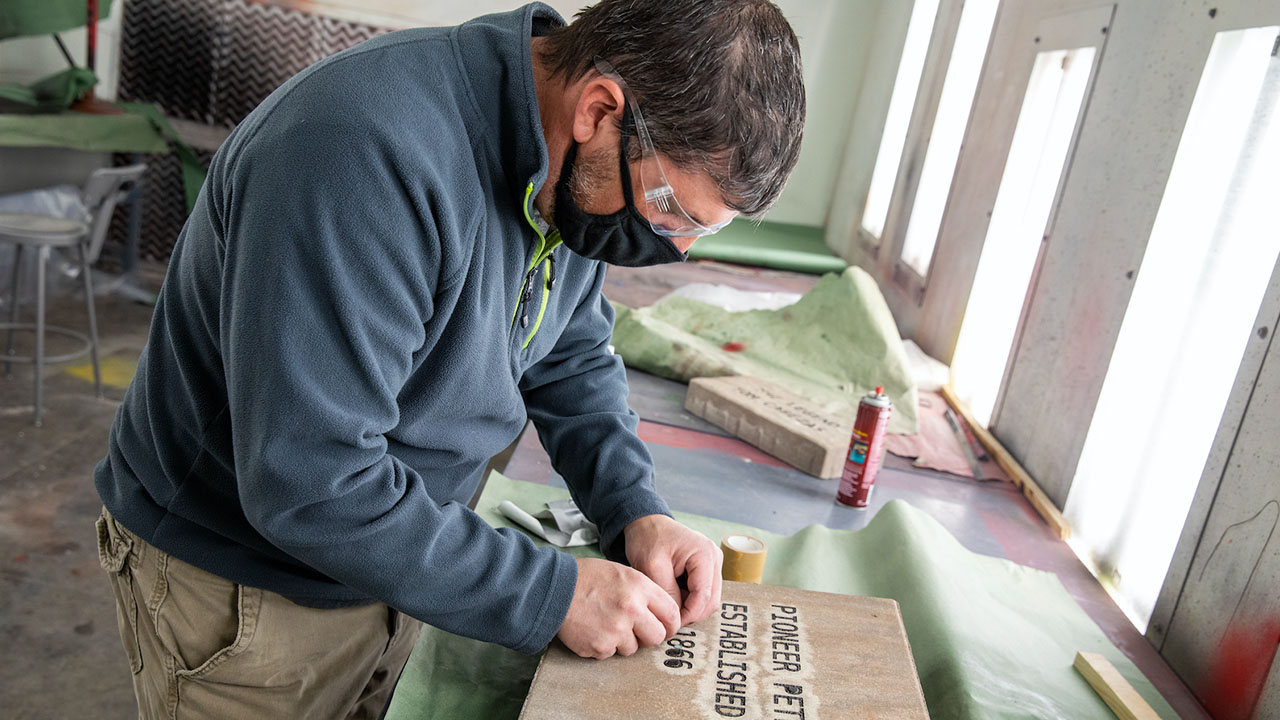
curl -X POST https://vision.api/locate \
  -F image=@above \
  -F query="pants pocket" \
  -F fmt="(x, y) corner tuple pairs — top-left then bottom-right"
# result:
(97, 512), (143, 675)
(171, 582), (262, 681)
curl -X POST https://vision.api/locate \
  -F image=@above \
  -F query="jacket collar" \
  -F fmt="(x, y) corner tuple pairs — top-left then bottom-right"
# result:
(454, 3), (565, 222)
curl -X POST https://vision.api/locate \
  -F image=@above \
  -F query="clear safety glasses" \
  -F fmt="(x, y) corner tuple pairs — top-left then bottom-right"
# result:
(593, 58), (731, 239)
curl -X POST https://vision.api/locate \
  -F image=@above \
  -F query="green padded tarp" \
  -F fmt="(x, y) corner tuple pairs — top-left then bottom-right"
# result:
(0, 68), (98, 111)
(0, 110), (167, 153)
(0, 100), (207, 211)
(0, 0), (113, 39)
(686, 220), (848, 275)
(385, 472), (1177, 720)
(611, 265), (920, 434)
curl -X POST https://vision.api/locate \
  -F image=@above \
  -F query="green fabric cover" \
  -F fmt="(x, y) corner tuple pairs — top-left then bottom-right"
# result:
(386, 472), (1178, 720)
(0, 68), (98, 111)
(0, 99), (207, 212)
(0, 110), (167, 153)
(687, 220), (848, 275)
(610, 266), (920, 434)
(0, 0), (113, 39)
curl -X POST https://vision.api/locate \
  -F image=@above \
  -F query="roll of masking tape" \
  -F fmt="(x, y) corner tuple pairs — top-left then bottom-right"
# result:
(720, 534), (767, 583)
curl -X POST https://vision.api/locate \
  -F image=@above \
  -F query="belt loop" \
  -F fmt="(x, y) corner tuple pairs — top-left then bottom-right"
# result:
(96, 510), (133, 573)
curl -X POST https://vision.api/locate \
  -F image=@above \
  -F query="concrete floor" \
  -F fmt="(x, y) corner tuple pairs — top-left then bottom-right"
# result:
(0, 271), (156, 719)
(0, 259), (1211, 719)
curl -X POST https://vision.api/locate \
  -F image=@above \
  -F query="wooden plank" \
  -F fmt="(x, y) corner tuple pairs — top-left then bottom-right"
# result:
(685, 376), (852, 478)
(520, 580), (929, 719)
(1073, 651), (1163, 720)
(941, 384), (1072, 540)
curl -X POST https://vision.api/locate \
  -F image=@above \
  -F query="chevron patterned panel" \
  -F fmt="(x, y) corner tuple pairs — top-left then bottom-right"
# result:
(118, 0), (218, 124)
(211, 1), (387, 126)
(114, 0), (390, 260)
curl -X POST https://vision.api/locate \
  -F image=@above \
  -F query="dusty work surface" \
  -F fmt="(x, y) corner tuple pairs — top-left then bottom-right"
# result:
(388, 472), (1183, 720)
(520, 581), (928, 720)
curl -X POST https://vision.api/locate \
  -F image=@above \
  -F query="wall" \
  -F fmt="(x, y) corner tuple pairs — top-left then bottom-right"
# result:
(1148, 254), (1280, 720)
(995, 0), (1280, 510)
(821, 1), (1279, 706)
(766, 0), (880, 226)
(824, 0), (916, 256)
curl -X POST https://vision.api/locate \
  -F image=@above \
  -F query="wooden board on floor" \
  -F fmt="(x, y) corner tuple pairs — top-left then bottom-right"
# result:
(519, 580), (929, 719)
(1073, 651), (1163, 720)
(941, 384), (1072, 540)
(685, 376), (851, 478)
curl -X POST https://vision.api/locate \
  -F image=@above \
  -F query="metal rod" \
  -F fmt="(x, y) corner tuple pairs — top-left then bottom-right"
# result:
(5, 243), (22, 376)
(52, 34), (77, 68)
(79, 242), (102, 397)
(125, 154), (144, 277)
(86, 0), (98, 75)
(34, 246), (48, 427)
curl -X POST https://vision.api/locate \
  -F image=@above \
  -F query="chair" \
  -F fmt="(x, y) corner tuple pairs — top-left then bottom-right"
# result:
(1, 164), (146, 426)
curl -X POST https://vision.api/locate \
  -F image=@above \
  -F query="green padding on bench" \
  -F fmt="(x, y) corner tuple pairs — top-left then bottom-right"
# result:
(386, 471), (1178, 720)
(0, 111), (167, 154)
(686, 220), (848, 275)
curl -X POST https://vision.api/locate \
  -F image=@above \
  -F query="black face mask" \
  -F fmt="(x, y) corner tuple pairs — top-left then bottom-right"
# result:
(552, 114), (688, 267)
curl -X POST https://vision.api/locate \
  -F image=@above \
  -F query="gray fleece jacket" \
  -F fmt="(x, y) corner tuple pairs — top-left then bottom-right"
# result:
(94, 3), (670, 654)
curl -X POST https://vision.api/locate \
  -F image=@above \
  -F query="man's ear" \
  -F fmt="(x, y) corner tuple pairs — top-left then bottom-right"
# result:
(571, 75), (625, 145)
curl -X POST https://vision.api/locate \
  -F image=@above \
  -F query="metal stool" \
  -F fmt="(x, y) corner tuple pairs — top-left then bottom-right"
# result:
(0, 164), (145, 426)
(1, 213), (101, 426)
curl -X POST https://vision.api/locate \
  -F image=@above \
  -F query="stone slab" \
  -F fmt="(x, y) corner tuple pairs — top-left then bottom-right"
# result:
(685, 376), (852, 478)
(519, 580), (929, 720)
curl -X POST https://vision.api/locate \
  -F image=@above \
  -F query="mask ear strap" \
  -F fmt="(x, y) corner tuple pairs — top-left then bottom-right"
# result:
(618, 105), (640, 211)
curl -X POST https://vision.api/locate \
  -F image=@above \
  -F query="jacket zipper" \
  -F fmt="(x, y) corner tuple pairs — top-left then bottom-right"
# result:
(512, 183), (562, 349)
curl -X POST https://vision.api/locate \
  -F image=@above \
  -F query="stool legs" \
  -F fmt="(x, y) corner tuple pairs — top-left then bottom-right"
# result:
(77, 243), (102, 398)
(5, 243), (21, 376)
(33, 245), (48, 427)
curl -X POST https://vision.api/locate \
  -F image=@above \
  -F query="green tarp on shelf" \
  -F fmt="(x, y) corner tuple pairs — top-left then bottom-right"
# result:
(687, 220), (847, 275)
(611, 265), (920, 434)
(386, 472), (1177, 719)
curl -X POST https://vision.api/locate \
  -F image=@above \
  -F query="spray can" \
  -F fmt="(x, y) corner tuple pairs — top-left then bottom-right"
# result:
(836, 386), (892, 508)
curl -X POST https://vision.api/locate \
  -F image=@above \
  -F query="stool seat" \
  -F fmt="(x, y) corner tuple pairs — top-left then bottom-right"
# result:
(0, 212), (89, 245)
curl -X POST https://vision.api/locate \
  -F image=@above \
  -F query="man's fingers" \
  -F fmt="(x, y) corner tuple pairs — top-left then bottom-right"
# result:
(645, 581), (682, 639)
(639, 557), (683, 608)
(616, 632), (640, 657)
(633, 609), (669, 649)
(679, 547), (719, 625)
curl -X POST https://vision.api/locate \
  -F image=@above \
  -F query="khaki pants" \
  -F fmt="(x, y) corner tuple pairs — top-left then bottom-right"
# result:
(96, 508), (422, 719)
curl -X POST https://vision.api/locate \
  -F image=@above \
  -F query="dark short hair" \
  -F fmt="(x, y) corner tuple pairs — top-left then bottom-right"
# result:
(539, 0), (806, 217)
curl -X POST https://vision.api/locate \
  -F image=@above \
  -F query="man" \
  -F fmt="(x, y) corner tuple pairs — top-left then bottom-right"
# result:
(94, 0), (805, 716)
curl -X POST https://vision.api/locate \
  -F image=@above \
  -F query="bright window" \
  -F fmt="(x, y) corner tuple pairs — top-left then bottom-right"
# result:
(899, 0), (1000, 276)
(1066, 27), (1280, 632)
(861, 0), (942, 240)
(951, 46), (1097, 427)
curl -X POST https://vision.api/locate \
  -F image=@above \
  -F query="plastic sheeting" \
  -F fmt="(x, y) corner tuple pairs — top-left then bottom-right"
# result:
(385, 472), (1178, 720)
(611, 266), (920, 434)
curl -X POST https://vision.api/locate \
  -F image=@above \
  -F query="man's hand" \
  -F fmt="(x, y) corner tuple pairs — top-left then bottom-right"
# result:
(623, 514), (723, 626)
(556, 557), (681, 659)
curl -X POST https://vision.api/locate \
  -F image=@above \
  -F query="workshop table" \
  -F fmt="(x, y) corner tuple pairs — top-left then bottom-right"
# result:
(386, 364), (1209, 720)
(387, 261), (1209, 719)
